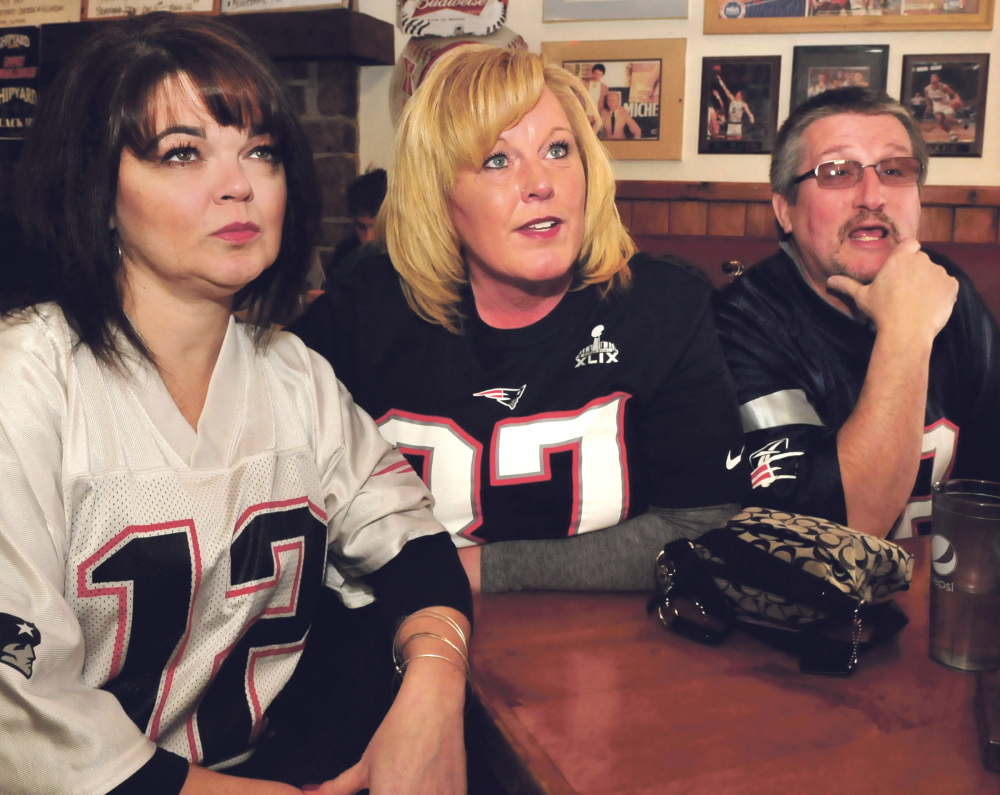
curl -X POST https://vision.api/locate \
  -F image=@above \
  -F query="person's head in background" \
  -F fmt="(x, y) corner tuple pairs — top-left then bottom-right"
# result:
(14, 12), (319, 364)
(346, 167), (388, 244)
(380, 44), (634, 333)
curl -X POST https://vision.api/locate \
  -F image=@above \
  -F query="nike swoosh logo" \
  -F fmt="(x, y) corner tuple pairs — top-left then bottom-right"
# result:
(726, 446), (745, 470)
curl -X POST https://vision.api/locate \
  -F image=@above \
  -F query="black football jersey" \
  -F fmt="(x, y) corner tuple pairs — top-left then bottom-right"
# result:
(291, 253), (748, 546)
(715, 247), (1000, 537)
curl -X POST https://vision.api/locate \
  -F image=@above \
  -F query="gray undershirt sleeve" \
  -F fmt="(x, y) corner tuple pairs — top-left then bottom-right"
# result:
(479, 504), (741, 593)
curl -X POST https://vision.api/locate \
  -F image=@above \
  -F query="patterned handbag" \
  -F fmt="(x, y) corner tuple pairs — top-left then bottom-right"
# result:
(650, 507), (914, 675)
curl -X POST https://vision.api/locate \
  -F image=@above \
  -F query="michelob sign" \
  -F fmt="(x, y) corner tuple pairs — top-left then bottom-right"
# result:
(0, 26), (37, 138)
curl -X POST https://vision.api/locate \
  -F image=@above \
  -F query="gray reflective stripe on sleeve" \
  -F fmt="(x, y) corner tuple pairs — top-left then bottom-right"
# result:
(739, 389), (824, 431)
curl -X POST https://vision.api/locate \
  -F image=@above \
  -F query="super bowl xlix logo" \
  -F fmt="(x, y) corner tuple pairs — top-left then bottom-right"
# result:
(575, 325), (619, 368)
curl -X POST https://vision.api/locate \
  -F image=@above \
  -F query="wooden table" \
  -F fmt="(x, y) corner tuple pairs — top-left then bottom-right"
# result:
(470, 538), (1000, 794)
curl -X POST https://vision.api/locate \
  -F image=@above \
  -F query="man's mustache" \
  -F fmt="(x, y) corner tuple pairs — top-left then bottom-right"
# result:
(837, 210), (901, 244)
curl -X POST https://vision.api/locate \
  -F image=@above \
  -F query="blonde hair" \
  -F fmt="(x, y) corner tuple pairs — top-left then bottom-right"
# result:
(381, 44), (635, 333)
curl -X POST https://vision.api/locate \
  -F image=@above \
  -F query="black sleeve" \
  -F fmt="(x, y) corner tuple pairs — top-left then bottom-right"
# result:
(713, 277), (849, 524)
(642, 279), (750, 509)
(106, 748), (188, 795)
(363, 532), (473, 630)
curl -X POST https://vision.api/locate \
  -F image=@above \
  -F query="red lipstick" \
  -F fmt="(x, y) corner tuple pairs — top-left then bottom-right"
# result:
(211, 222), (261, 244)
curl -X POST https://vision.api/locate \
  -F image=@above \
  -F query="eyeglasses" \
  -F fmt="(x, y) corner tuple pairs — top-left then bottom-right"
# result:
(793, 157), (923, 190)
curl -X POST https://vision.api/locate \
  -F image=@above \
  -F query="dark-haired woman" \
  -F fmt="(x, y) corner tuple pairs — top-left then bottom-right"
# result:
(0, 13), (469, 795)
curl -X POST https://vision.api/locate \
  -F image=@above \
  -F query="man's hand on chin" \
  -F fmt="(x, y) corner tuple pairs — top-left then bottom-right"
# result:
(827, 238), (959, 344)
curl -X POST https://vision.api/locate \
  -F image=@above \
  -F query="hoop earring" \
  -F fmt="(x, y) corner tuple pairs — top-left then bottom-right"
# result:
(111, 234), (122, 266)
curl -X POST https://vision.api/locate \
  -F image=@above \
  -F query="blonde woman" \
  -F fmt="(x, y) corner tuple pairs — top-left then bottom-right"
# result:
(292, 45), (747, 594)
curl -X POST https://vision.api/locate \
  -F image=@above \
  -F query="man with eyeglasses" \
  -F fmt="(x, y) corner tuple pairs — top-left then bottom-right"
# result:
(715, 86), (1000, 539)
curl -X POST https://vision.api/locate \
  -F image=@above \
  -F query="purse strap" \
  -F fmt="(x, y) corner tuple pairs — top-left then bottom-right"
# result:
(650, 537), (737, 645)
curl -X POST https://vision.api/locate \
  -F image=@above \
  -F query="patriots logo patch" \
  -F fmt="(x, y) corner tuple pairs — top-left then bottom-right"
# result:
(0, 612), (41, 679)
(474, 386), (526, 410)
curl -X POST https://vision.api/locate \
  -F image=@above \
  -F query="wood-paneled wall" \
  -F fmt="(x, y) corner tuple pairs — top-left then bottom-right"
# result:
(616, 181), (1000, 244)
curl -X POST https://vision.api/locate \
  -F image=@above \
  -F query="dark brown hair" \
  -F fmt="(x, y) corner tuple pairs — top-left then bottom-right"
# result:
(13, 12), (319, 364)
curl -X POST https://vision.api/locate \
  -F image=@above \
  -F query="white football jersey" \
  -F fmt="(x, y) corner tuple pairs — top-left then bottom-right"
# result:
(0, 304), (443, 794)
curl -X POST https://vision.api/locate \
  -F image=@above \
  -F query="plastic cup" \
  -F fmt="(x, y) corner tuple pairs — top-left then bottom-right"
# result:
(929, 480), (1000, 672)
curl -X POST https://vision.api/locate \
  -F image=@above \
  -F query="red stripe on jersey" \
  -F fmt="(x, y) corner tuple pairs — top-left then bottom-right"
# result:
(373, 459), (415, 477)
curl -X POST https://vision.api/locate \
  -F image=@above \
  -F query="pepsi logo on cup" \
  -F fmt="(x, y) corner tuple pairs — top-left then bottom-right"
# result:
(931, 533), (957, 576)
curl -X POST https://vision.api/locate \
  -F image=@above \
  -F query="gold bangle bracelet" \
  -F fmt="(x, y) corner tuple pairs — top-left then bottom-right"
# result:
(415, 609), (468, 650)
(396, 609), (468, 651)
(394, 609), (469, 660)
(400, 631), (468, 664)
(396, 652), (470, 680)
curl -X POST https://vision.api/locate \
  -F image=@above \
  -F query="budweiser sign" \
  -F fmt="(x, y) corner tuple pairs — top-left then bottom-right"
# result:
(390, 27), (528, 124)
(398, 0), (507, 37)
(412, 0), (490, 15)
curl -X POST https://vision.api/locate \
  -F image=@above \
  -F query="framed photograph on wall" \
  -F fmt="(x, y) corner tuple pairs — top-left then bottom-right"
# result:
(222, 0), (347, 13)
(705, 0), (995, 35)
(901, 54), (989, 157)
(544, 0), (687, 21)
(0, 26), (39, 139)
(790, 45), (888, 113)
(541, 39), (686, 161)
(699, 56), (780, 155)
(84, 0), (220, 19)
(1, 0), (79, 25)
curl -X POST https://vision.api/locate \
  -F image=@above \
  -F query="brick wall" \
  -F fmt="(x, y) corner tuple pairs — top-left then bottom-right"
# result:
(277, 59), (361, 286)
